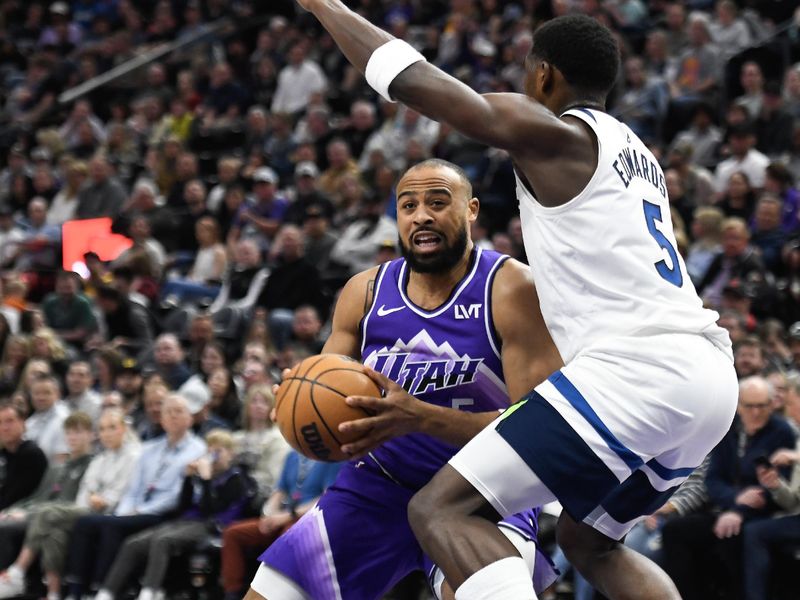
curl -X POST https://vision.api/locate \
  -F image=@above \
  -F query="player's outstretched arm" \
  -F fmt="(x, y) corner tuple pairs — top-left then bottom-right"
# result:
(492, 259), (563, 402)
(294, 0), (566, 155)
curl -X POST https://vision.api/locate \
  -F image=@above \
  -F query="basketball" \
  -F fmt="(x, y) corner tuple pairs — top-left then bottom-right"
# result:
(274, 354), (381, 462)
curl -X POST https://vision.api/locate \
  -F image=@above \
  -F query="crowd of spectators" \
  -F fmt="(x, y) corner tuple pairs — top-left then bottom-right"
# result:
(0, 0), (800, 599)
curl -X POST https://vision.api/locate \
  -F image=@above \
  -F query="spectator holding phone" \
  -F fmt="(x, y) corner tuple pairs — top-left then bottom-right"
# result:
(743, 373), (800, 600)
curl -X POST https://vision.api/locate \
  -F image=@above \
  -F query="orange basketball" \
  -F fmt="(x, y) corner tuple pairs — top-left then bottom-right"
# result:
(274, 354), (381, 462)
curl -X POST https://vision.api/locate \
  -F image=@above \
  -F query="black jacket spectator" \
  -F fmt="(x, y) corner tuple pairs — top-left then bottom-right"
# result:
(0, 439), (48, 510)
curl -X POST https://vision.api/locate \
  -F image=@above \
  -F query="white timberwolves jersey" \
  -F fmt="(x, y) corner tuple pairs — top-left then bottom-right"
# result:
(516, 108), (731, 364)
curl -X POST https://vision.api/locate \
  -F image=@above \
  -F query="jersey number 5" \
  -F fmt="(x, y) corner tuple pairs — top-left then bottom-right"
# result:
(643, 200), (683, 288)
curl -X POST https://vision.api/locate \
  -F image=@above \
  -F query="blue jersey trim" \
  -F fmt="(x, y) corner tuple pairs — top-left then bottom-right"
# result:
(547, 371), (644, 471)
(646, 458), (697, 480)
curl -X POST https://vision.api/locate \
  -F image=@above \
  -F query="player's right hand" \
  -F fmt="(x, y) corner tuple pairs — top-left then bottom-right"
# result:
(338, 366), (428, 458)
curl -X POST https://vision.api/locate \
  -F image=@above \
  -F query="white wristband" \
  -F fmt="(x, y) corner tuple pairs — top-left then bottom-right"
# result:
(365, 39), (426, 102)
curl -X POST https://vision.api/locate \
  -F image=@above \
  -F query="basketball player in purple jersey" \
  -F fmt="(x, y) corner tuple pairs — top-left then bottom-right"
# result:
(245, 159), (563, 600)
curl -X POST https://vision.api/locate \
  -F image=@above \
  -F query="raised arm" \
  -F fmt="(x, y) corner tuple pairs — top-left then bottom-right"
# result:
(295, 0), (566, 155)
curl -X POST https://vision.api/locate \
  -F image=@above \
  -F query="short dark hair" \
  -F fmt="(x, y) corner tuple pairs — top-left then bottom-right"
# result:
(406, 159), (473, 198)
(532, 15), (619, 99)
(0, 400), (26, 421)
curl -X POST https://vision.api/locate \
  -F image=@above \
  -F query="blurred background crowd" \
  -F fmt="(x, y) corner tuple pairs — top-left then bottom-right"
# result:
(0, 0), (800, 599)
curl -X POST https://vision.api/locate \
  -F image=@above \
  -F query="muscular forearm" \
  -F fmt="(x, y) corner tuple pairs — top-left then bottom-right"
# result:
(417, 404), (499, 447)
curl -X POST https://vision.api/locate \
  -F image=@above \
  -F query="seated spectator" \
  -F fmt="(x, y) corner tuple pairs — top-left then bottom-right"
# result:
(329, 195), (397, 277)
(148, 334), (191, 390)
(227, 167), (288, 252)
(288, 305), (325, 355)
(686, 206), (723, 285)
(160, 216), (227, 306)
(763, 163), (798, 234)
(734, 336), (767, 379)
(207, 366), (242, 428)
(0, 401), (48, 511)
(717, 171), (757, 221)
(88, 285), (154, 357)
(75, 155), (126, 220)
(0, 412), (94, 574)
(29, 327), (69, 379)
(15, 197), (61, 271)
(714, 123), (770, 196)
(63, 361), (102, 422)
(206, 239), (269, 336)
(63, 394), (206, 600)
(0, 205), (25, 269)
(750, 194), (787, 271)
(0, 409), (140, 600)
(46, 159), (87, 225)
(220, 451), (340, 600)
(25, 375), (69, 463)
(257, 225), (328, 349)
(232, 384), (290, 499)
(317, 139), (360, 201)
(662, 376), (797, 600)
(0, 335), (29, 396)
(42, 270), (97, 352)
(179, 376), (231, 436)
(282, 162), (334, 226)
(134, 379), (166, 442)
(698, 217), (767, 310)
(93, 430), (252, 600)
(114, 358), (144, 418)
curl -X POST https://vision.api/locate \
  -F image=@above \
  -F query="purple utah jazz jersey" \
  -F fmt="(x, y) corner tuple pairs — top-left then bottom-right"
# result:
(360, 247), (510, 490)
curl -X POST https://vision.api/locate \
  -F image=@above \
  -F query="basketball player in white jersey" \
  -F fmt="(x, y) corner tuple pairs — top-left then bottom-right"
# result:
(290, 3), (738, 599)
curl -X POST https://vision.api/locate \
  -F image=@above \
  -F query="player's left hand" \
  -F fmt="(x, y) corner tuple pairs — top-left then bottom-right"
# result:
(339, 367), (426, 458)
(713, 511), (743, 539)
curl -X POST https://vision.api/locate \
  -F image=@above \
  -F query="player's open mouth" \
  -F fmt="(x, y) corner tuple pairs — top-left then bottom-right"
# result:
(412, 232), (442, 251)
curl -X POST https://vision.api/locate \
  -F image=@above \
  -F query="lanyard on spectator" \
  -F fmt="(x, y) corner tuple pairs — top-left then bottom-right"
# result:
(144, 444), (174, 502)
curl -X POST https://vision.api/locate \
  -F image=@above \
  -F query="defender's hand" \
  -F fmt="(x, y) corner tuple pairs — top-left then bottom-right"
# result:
(339, 367), (427, 458)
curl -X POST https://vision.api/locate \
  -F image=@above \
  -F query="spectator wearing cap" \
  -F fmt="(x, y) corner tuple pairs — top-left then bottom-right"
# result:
(283, 161), (334, 225)
(714, 123), (770, 195)
(64, 361), (102, 422)
(227, 167), (287, 251)
(38, 2), (82, 52)
(75, 155), (126, 220)
(756, 81), (795, 158)
(180, 377), (231, 437)
(115, 358), (144, 417)
(271, 41), (327, 116)
(301, 201), (338, 279)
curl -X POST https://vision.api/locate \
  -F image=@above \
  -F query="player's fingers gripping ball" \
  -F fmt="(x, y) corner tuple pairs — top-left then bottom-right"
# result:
(274, 354), (381, 462)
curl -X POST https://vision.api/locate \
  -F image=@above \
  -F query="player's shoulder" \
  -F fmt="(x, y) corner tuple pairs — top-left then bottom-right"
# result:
(336, 265), (385, 322)
(492, 256), (535, 293)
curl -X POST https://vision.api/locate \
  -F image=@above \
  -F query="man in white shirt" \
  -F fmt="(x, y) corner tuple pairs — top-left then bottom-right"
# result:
(714, 122), (770, 195)
(271, 42), (327, 115)
(25, 375), (69, 464)
(64, 362), (102, 423)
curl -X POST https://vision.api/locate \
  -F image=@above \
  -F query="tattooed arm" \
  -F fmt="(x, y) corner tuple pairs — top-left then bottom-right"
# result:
(321, 267), (380, 357)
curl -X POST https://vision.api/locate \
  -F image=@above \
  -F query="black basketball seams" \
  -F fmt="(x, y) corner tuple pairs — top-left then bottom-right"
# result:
(283, 366), (376, 399)
(306, 381), (344, 446)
